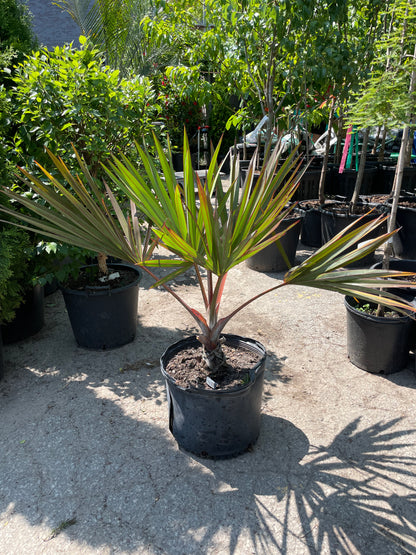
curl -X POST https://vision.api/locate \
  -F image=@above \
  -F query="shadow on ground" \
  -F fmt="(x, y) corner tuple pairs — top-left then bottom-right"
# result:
(1, 353), (415, 553)
(1, 274), (416, 553)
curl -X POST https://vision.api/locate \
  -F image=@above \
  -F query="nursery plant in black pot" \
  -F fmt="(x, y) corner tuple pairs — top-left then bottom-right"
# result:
(341, 0), (416, 372)
(105, 133), (416, 458)
(2, 134), (416, 457)
(0, 150), (143, 350)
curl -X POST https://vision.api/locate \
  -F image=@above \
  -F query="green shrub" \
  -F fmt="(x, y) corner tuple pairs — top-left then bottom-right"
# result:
(0, 0), (37, 86)
(5, 37), (159, 178)
(0, 226), (31, 324)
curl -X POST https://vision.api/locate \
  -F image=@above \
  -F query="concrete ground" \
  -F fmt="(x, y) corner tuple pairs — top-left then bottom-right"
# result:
(1, 244), (416, 554)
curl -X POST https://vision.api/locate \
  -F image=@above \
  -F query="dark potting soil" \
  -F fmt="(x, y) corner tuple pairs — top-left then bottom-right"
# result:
(362, 194), (391, 205)
(324, 202), (376, 215)
(354, 305), (401, 318)
(166, 344), (262, 391)
(63, 266), (138, 291)
(398, 201), (416, 208)
(298, 199), (321, 210)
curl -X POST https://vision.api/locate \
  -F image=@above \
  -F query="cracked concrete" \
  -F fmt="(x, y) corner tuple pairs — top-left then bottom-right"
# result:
(1, 247), (416, 554)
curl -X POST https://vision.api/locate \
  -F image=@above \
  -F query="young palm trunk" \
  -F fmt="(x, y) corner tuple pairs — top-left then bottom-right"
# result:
(97, 252), (108, 276)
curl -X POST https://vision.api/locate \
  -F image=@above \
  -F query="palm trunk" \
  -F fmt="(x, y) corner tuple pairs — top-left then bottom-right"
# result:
(97, 252), (108, 275)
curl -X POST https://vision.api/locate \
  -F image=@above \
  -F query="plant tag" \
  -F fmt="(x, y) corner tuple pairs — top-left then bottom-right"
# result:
(206, 377), (219, 389)
(99, 272), (120, 283)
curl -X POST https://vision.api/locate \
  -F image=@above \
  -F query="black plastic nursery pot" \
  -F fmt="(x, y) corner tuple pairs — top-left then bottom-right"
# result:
(293, 169), (321, 201)
(171, 152), (184, 172)
(60, 263), (142, 350)
(396, 204), (416, 259)
(296, 200), (322, 247)
(345, 296), (413, 374)
(379, 165), (416, 195)
(161, 334), (267, 459)
(327, 167), (378, 199)
(1, 284), (45, 345)
(246, 216), (303, 272)
(371, 259), (416, 349)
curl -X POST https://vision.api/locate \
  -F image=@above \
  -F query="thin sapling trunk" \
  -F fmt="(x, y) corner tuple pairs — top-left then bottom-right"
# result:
(318, 96), (336, 206)
(350, 127), (370, 212)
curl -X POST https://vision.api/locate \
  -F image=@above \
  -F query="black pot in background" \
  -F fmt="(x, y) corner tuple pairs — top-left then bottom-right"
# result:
(396, 204), (416, 259)
(161, 334), (266, 459)
(60, 263), (142, 350)
(345, 296), (413, 374)
(218, 153), (231, 174)
(171, 152), (184, 172)
(1, 284), (45, 345)
(296, 200), (322, 247)
(246, 215), (303, 272)
(379, 165), (416, 195)
(327, 167), (378, 199)
(293, 168), (322, 201)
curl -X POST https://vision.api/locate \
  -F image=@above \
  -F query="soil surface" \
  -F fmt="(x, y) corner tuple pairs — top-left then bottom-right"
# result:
(322, 201), (383, 215)
(165, 344), (262, 390)
(63, 265), (140, 291)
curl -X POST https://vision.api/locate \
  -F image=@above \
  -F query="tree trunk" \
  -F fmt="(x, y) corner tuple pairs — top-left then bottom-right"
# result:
(372, 126), (381, 155)
(335, 112), (344, 165)
(378, 127), (387, 161)
(350, 127), (370, 212)
(318, 96), (336, 205)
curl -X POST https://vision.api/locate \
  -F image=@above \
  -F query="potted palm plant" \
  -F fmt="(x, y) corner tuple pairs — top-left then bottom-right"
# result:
(1, 133), (416, 457)
(0, 150), (142, 350)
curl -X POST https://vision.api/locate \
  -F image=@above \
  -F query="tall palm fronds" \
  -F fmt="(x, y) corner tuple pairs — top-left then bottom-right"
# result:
(53, 0), (156, 74)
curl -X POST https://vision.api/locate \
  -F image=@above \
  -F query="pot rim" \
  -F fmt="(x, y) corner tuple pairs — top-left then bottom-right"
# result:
(160, 333), (267, 395)
(60, 262), (142, 296)
(344, 295), (411, 323)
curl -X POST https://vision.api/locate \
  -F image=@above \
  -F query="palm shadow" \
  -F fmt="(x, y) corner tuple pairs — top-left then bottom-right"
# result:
(185, 416), (416, 554)
(1, 291), (415, 553)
